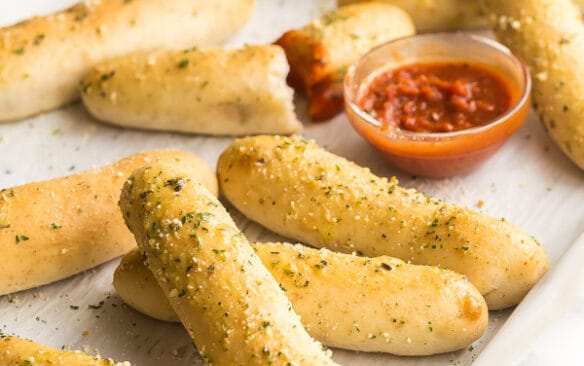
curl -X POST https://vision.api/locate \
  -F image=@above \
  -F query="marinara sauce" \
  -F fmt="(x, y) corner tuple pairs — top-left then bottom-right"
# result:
(359, 62), (513, 133)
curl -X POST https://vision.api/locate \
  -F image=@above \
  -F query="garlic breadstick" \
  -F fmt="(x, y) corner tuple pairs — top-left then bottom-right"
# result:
(80, 46), (301, 135)
(0, 150), (216, 295)
(0, 336), (129, 366)
(120, 166), (338, 366)
(115, 243), (487, 355)
(338, 0), (484, 31)
(339, 0), (584, 32)
(481, 0), (584, 169)
(217, 135), (549, 310)
(0, 0), (255, 122)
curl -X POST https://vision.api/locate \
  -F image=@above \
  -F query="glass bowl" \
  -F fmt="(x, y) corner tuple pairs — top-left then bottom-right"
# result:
(344, 33), (531, 178)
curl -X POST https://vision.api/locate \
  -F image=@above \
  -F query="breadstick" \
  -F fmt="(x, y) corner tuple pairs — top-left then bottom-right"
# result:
(481, 0), (584, 169)
(80, 46), (302, 135)
(0, 150), (217, 295)
(0, 0), (255, 122)
(115, 243), (487, 355)
(337, 0), (484, 31)
(274, 2), (415, 120)
(0, 336), (129, 366)
(217, 135), (549, 310)
(119, 165), (338, 365)
(338, 0), (584, 32)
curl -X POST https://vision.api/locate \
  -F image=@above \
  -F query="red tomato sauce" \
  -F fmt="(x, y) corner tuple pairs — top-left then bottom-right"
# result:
(358, 62), (513, 133)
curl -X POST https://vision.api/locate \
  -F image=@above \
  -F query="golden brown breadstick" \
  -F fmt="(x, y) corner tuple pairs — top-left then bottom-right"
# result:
(0, 336), (128, 366)
(0, 0), (255, 121)
(80, 46), (301, 135)
(115, 243), (487, 355)
(481, 0), (584, 169)
(120, 165), (338, 365)
(339, 0), (584, 31)
(0, 150), (217, 295)
(337, 0), (484, 31)
(217, 135), (549, 310)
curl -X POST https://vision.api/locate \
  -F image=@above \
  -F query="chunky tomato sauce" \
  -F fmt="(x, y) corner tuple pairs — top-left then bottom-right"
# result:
(359, 62), (512, 133)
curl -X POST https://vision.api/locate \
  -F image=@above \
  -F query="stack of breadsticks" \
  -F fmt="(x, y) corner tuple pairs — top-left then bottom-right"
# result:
(1, 136), (548, 364)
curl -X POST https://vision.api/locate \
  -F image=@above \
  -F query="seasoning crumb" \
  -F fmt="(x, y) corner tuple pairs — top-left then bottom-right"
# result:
(476, 200), (485, 209)
(177, 59), (190, 68)
(88, 300), (104, 309)
(380, 263), (393, 271)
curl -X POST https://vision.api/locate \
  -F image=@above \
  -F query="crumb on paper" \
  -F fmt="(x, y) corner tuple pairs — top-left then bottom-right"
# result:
(6, 295), (19, 304)
(476, 200), (485, 209)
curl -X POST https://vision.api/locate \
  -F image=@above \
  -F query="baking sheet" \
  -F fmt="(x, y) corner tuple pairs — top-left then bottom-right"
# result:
(0, 1), (583, 365)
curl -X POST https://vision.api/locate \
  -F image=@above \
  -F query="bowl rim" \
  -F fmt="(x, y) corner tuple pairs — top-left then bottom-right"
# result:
(344, 32), (532, 140)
